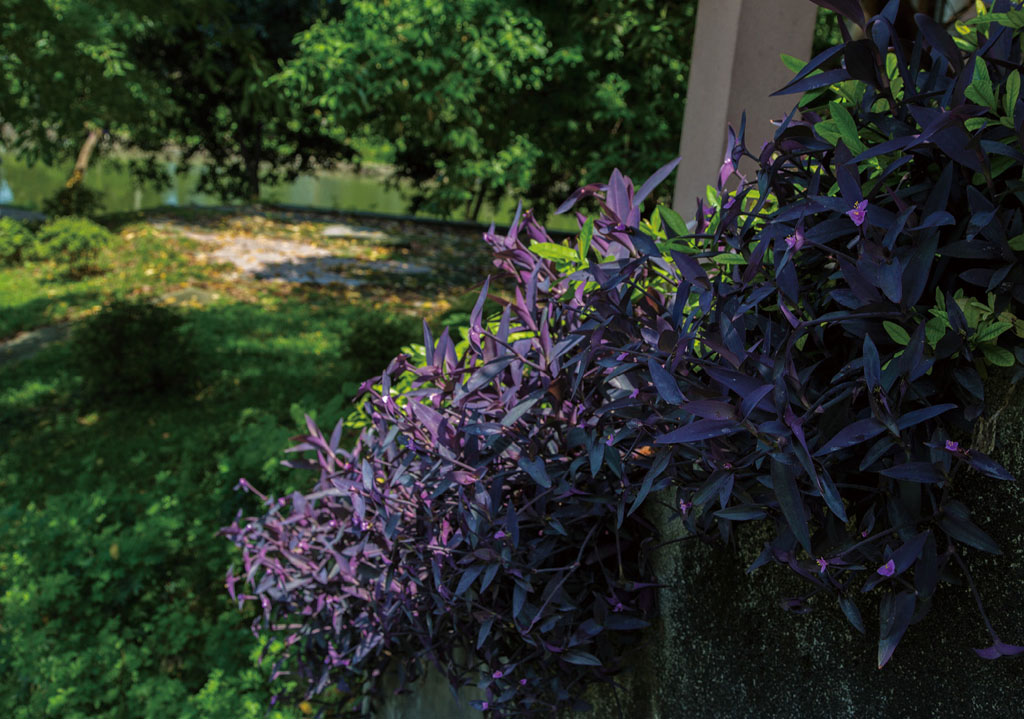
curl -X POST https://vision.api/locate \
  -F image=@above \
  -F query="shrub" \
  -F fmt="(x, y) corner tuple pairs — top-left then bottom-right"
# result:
(42, 184), (103, 218)
(73, 299), (199, 399)
(0, 217), (34, 265)
(31, 216), (112, 275)
(227, 4), (1024, 717)
(338, 309), (422, 382)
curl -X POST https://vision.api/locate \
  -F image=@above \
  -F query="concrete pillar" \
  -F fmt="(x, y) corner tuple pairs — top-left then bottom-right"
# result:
(672, 0), (818, 217)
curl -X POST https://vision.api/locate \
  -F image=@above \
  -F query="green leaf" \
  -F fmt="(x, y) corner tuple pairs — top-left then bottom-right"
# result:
(658, 206), (690, 239)
(882, 321), (910, 345)
(1005, 70), (1021, 120)
(578, 218), (595, 261)
(711, 253), (746, 265)
(981, 344), (1015, 367)
(529, 241), (577, 262)
(829, 101), (867, 153)
(780, 53), (808, 74)
(925, 316), (947, 346)
(967, 10), (1024, 30)
(814, 119), (842, 147)
(966, 58), (997, 110)
(975, 322), (1013, 344)
(1008, 233), (1024, 251)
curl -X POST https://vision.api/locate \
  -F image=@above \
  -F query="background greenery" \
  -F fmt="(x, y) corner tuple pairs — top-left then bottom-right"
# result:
(0, 1), (847, 716)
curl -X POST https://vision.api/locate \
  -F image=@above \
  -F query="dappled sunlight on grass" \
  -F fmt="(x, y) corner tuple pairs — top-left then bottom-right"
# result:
(0, 206), (494, 717)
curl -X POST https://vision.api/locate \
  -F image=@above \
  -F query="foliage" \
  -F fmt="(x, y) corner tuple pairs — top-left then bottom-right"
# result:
(0, 0), (349, 202)
(0, 0), (172, 166)
(30, 216), (112, 274)
(336, 309), (422, 382)
(0, 217), (34, 265)
(278, 0), (695, 218)
(127, 0), (351, 201)
(43, 184), (104, 218)
(223, 163), (689, 717)
(228, 6), (1024, 716)
(0, 204), (490, 717)
(72, 299), (200, 399)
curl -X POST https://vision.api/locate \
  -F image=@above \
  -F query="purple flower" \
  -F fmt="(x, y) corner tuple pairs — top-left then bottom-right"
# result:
(784, 227), (805, 251)
(493, 530), (507, 540)
(492, 669), (504, 679)
(679, 500), (692, 517)
(481, 701), (489, 711)
(877, 559), (896, 577)
(816, 557), (829, 574)
(944, 439), (960, 452)
(629, 387), (640, 399)
(847, 200), (868, 227)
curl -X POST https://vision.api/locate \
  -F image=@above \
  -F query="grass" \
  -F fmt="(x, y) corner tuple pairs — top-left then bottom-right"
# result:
(0, 207), (493, 718)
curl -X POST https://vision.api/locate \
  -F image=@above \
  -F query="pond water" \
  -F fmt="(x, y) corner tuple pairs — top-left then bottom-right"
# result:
(0, 153), (577, 231)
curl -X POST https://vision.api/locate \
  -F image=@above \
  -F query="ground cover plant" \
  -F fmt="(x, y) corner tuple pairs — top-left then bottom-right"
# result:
(0, 209), (490, 717)
(0, 217), (34, 265)
(30, 216), (113, 276)
(228, 3), (1024, 716)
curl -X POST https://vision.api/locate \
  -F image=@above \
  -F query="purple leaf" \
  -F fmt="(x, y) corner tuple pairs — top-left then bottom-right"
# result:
(772, 459), (811, 553)
(880, 462), (944, 484)
(814, 419), (886, 456)
(878, 591), (915, 668)
(655, 419), (742, 444)
(635, 157), (681, 207)
(975, 641), (1024, 660)
(647, 357), (685, 405)
(809, 0), (865, 27)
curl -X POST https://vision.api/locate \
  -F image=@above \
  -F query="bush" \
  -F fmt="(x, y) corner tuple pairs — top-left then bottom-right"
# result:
(73, 299), (199, 399)
(31, 216), (112, 275)
(338, 309), (422, 382)
(227, 5), (1024, 718)
(42, 184), (103, 218)
(0, 217), (34, 265)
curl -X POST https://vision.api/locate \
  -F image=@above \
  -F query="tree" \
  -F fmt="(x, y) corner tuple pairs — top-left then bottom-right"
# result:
(0, 0), (175, 193)
(277, 0), (697, 218)
(1, 0), (350, 204)
(131, 0), (351, 202)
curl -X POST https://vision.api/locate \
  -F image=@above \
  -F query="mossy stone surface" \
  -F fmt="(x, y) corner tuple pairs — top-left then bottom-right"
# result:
(586, 378), (1024, 719)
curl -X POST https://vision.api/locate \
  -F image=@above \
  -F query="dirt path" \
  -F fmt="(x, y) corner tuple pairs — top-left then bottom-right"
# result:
(0, 323), (73, 367)
(152, 222), (432, 286)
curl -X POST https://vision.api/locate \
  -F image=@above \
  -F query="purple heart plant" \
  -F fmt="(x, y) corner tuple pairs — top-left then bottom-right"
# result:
(226, 2), (1024, 716)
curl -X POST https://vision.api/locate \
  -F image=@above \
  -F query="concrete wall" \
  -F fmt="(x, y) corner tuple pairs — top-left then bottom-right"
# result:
(672, 0), (818, 217)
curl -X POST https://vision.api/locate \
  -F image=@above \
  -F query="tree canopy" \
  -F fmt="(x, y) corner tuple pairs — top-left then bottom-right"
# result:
(278, 0), (697, 216)
(1, 0), (698, 212)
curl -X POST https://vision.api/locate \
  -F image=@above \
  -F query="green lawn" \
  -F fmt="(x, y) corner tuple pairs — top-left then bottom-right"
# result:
(0, 208), (490, 718)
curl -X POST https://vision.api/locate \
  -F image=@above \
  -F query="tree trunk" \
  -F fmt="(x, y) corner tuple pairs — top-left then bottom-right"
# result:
(470, 184), (487, 222)
(65, 124), (102, 189)
(243, 127), (262, 204)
